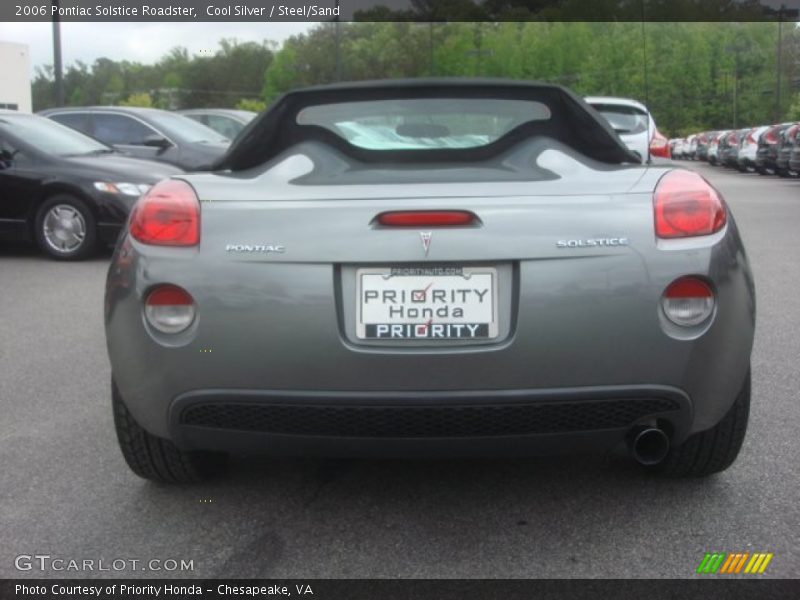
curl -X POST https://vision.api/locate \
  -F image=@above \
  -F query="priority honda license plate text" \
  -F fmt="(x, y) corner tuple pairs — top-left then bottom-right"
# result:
(356, 267), (498, 340)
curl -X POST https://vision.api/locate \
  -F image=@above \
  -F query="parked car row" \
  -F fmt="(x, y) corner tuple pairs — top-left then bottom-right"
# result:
(670, 123), (800, 178)
(0, 106), (258, 260)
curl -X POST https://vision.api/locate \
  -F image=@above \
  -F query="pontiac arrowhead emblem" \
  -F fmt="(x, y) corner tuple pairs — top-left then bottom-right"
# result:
(419, 231), (432, 256)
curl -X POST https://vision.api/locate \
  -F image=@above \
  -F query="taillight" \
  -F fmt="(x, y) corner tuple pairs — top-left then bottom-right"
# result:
(129, 179), (199, 246)
(654, 170), (726, 238)
(649, 129), (670, 158)
(144, 285), (196, 334)
(376, 211), (477, 227)
(746, 130), (756, 144)
(764, 129), (778, 145)
(662, 277), (714, 327)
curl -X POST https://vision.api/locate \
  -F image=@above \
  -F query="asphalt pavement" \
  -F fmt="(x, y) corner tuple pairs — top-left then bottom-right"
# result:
(1, 162), (798, 579)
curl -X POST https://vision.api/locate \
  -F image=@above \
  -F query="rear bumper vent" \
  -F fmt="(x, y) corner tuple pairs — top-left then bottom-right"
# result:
(180, 397), (682, 438)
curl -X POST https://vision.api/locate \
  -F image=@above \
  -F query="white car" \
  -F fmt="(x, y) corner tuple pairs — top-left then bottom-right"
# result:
(585, 96), (657, 162)
(687, 134), (698, 160)
(671, 138), (685, 159)
(708, 131), (728, 165)
(738, 126), (769, 171)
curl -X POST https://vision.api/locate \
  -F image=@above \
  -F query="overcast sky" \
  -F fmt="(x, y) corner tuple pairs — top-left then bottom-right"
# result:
(0, 22), (314, 74)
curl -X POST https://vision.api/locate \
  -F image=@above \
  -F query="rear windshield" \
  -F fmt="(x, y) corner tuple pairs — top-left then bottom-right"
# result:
(296, 98), (552, 150)
(589, 103), (649, 135)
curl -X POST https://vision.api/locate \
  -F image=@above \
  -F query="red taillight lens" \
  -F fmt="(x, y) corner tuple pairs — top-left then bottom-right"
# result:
(376, 211), (477, 227)
(144, 285), (196, 334)
(649, 130), (671, 158)
(765, 129), (778, 144)
(129, 179), (199, 246)
(662, 277), (715, 327)
(664, 278), (713, 299)
(146, 285), (194, 306)
(746, 130), (756, 144)
(654, 170), (726, 239)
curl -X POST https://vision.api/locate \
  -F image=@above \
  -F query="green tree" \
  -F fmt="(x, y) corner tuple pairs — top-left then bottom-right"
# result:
(235, 98), (266, 112)
(28, 23), (799, 137)
(119, 92), (153, 107)
(789, 92), (800, 121)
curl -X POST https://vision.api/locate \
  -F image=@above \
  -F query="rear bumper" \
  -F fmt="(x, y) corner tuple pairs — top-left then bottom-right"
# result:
(755, 151), (777, 168)
(168, 385), (692, 456)
(106, 206), (755, 449)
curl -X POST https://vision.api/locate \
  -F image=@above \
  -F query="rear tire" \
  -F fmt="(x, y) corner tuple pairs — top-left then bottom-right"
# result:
(651, 371), (750, 478)
(112, 380), (227, 483)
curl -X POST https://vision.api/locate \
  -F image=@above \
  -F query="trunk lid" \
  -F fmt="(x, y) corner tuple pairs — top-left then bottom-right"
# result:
(184, 147), (666, 264)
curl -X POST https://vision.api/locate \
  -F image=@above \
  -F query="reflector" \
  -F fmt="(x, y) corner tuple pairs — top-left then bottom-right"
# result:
(146, 285), (194, 306)
(664, 278), (713, 299)
(662, 277), (715, 327)
(144, 285), (196, 334)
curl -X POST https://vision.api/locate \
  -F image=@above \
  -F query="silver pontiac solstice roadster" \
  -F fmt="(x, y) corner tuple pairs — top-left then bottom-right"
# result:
(105, 79), (755, 482)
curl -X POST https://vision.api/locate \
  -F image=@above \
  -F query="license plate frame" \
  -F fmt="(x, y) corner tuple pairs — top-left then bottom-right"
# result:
(355, 266), (499, 341)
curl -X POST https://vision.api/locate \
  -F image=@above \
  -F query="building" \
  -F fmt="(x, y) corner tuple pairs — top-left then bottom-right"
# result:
(0, 41), (32, 112)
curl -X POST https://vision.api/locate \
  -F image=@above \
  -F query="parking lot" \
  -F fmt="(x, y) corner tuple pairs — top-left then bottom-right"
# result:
(1, 162), (798, 579)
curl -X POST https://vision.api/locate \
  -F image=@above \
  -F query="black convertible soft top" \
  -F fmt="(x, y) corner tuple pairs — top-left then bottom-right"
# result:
(216, 78), (641, 171)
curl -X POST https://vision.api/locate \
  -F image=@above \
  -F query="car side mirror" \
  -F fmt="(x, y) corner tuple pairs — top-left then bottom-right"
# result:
(0, 148), (17, 169)
(142, 134), (171, 149)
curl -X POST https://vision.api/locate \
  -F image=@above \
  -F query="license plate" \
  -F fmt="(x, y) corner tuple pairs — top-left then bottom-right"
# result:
(356, 266), (498, 340)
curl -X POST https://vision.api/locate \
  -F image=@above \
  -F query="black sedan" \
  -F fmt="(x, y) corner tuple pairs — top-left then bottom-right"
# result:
(39, 106), (230, 171)
(0, 110), (181, 260)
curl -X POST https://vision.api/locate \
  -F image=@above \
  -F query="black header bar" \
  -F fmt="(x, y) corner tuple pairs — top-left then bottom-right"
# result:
(2, 579), (800, 600)
(3, 0), (800, 22)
